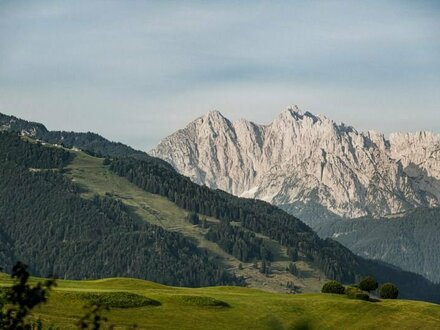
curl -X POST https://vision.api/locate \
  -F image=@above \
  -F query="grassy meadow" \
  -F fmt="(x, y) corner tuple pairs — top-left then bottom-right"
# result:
(1, 273), (440, 330)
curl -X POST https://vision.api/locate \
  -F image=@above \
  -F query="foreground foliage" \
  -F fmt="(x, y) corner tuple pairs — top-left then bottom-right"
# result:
(321, 281), (345, 294)
(322, 277), (398, 302)
(0, 262), (55, 329)
(345, 286), (370, 301)
(358, 276), (378, 293)
(380, 283), (399, 299)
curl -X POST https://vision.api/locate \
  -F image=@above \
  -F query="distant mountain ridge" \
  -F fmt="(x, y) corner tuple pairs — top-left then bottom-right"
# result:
(0, 112), (156, 160)
(316, 207), (440, 283)
(151, 106), (440, 225)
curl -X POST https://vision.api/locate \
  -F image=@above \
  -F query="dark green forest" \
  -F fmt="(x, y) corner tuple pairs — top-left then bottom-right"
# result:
(205, 221), (272, 262)
(108, 156), (359, 283)
(317, 209), (440, 283)
(1, 113), (152, 161)
(0, 132), (241, 287)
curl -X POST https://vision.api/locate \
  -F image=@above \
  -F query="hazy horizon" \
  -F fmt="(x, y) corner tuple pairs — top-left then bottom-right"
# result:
(1, 1), (439, 150)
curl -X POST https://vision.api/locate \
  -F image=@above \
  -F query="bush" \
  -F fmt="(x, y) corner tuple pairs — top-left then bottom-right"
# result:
(175, 295), (230, 307)
(346, 286), (370, 301)
(359, 276), (378, 293)
(321, 281), (345, 294)
(83, 292), (161, 308)
(380, 283), (399, 299)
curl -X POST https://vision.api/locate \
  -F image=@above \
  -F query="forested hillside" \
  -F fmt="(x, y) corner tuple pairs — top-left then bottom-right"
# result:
(0, 132), (240, 287)
(1, 113), (152, 160)
(1, 113), (440, 302)
(317, 208), (440, 283)
(109, 157), (358, 283)
(107, 156), (440, 301)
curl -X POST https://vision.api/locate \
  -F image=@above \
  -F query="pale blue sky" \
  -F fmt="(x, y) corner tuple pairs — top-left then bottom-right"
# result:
(1, 1), (439, 150)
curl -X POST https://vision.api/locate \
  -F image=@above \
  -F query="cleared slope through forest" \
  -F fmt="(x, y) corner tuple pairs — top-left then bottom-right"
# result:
(65, 150), (325, 293)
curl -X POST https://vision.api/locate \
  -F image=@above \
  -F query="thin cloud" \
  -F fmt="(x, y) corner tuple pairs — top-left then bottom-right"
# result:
(0, 0), (439, 150)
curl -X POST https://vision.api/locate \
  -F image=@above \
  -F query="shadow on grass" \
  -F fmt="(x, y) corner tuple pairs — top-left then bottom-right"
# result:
(264, 315), (313, 330)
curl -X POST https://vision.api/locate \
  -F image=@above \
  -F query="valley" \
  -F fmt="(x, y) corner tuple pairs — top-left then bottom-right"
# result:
(316, 208), (440, 283)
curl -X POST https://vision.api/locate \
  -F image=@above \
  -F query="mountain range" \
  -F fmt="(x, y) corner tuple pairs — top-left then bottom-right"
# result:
(150, 107), (440, 282)
(151, 106), (440, 226)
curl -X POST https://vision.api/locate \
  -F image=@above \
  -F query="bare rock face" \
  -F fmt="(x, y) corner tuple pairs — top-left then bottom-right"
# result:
(389, 132), (440, 202)
(151, 106), (440, 223)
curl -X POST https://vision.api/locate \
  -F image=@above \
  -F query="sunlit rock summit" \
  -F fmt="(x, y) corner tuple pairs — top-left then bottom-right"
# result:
(151, 106), (440, 225)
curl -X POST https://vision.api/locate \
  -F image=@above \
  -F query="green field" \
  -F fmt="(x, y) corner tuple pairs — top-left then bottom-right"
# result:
(1, 273), (439, 330)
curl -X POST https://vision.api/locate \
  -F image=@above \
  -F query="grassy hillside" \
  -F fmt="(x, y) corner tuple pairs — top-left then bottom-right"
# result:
(1, 274), (440, 330)
(66, 149), (325, 293)
(0, 132), (239, 287)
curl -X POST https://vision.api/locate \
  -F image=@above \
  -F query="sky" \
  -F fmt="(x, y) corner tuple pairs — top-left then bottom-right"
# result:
(1, 1), (439, 150)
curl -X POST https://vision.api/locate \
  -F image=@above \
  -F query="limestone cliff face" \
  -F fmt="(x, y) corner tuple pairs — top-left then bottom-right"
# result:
(151, 106), (439, 222)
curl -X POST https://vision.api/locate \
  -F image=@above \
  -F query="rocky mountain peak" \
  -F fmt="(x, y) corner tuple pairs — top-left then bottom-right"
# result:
(204, 110), (226, 120)
(277, 105), (321, 123)
(151, 108), (440, 224)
